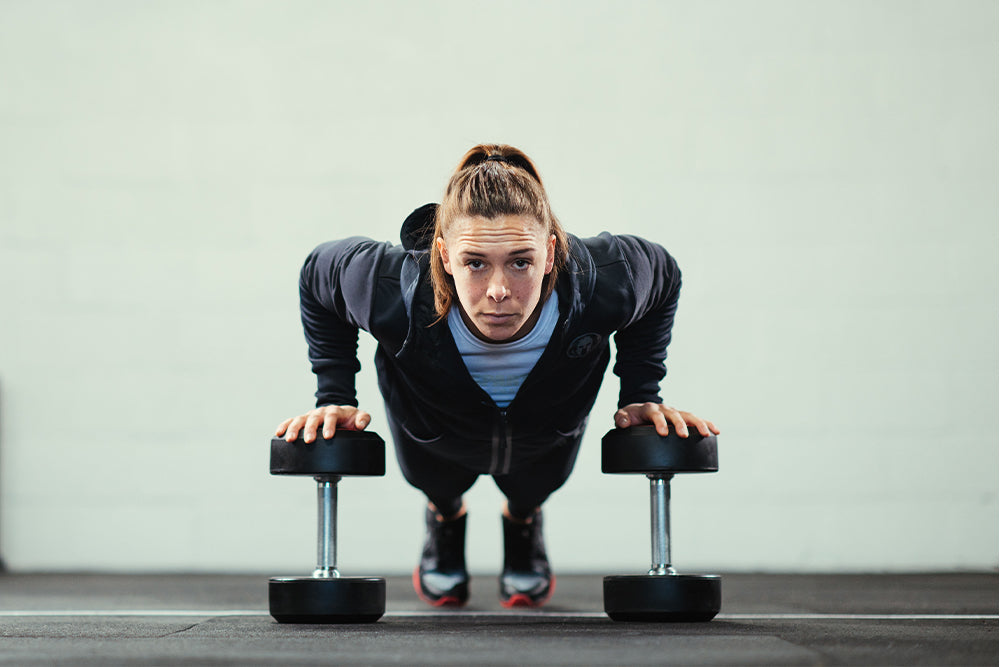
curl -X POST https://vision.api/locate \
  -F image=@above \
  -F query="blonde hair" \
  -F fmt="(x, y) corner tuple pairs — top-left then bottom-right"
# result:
(430, 144), (569, 318)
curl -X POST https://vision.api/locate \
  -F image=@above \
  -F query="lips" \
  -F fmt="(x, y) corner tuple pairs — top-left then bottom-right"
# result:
(482, 313), (516, 323)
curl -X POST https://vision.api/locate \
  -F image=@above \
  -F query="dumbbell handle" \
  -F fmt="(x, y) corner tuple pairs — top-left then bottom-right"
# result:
(314, 475), (340, 578)
(648, 474), (676, 575)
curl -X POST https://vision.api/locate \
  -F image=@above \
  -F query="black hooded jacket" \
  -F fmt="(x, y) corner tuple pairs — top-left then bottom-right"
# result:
(299, 204), (682, 475)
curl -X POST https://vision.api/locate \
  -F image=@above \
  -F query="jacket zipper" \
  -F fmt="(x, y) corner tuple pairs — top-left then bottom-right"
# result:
(491, 408), (513, 475)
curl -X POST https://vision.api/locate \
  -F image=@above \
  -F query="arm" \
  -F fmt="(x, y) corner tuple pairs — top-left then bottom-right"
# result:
(610, 235), (719, 437)
(299, 237), (387, 407)
(275, 237), (388, 442)
(611, 234), (681, 407)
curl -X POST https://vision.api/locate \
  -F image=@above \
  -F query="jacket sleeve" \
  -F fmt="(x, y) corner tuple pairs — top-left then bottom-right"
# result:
(611, 235), (682, 408)
(299, 237), (388, 407)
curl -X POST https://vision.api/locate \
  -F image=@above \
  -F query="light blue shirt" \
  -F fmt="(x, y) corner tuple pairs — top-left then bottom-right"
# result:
(448, 293), (560, 408)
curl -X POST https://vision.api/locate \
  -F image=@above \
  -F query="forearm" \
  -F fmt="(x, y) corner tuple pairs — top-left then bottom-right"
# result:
(612, 235), (681, 407)
(298, 237), (386, 407)
(301, 282), (362, 407)
(613, 306), (672, 407)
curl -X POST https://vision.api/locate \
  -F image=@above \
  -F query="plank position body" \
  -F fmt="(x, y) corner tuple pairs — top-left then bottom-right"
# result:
(277, 144), (719, 608)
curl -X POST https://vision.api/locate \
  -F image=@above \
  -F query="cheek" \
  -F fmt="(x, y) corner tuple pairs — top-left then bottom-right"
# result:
(512, 271), (544, 300)
(452, 272), (482, 302)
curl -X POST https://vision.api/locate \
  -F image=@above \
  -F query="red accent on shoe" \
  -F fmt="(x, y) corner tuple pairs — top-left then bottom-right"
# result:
(412, 567), (467, 608)
(500, 575), (556, 608)
(501, 593), (534, 608)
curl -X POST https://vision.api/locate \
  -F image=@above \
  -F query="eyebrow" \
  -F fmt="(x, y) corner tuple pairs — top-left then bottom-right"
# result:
(458, 248), (535, 258)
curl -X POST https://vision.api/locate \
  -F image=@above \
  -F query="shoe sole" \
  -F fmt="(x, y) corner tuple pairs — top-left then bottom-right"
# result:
(412, 567), (468, 608)
(500, 575), (556, 609)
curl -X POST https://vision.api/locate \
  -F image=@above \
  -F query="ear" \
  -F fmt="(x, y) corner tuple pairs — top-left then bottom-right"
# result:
(544, 234), (556, 274)
(436, 237), (454, 276)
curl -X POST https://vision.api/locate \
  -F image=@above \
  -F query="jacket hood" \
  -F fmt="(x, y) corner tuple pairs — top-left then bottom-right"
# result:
(401, 203), (437, 251)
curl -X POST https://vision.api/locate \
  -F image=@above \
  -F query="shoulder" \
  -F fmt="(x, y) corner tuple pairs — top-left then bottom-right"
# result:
(570, 232), (621, 264)
(570, 232), (673, 273)
(306, 236), (400, 262)
(301, 236), (409, 307)
(303, 237), (414, 282)
(560, 234), (636, 328)
(563, 232), (679, 326)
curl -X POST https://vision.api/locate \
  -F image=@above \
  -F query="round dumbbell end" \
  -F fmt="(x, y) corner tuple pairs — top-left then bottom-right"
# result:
(270, 430), (386, 476)
(269, 576), (386, 624)
(601, 426), (718, 474)
(603, 574), (721, 622)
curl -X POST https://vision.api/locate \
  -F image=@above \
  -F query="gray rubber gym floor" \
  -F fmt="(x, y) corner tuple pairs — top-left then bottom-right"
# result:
(0, 572), (995, 666)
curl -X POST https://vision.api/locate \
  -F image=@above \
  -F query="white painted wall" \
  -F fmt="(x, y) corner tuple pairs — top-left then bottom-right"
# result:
(0, 0), (996, 574)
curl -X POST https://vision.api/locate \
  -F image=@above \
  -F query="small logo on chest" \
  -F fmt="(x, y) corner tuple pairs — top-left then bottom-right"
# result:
(566, 333), (603, 358)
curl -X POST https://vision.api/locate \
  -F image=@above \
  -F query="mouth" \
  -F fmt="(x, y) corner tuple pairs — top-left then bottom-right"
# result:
(481, 313), (516, 324)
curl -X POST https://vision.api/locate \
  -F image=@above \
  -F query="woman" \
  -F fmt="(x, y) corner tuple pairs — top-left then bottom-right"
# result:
(275, 144), (719, 608)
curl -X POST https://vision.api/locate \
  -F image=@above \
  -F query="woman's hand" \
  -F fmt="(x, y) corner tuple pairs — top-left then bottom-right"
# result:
(614, 402), (720, 438)
(275, 405), (371, 443)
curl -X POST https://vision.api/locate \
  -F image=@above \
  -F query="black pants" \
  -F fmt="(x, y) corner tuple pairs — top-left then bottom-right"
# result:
(386, 415), (584, 520)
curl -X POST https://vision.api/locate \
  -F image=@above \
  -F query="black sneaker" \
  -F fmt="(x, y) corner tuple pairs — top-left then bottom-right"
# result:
(500, 509), (554, 607)
(413, 505), (469, 607)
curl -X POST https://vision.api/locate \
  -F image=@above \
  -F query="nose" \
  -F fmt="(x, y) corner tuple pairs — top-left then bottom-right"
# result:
(486, 271), (508, 303)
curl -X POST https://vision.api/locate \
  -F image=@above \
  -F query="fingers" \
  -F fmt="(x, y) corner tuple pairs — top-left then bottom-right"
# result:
(690, 419), (710, 437)
(320, 408), (371, 439)
(614, 403), (720, 439)
(321, 411), (339, 440)
(353, 411), (371, 431)
(281, 406), (372, 442)
(282, 414), (306, 442)
(303, 411), (323, 443)
(633, 403), (679, 437)
(677, 412), (721, 437)
(649, 405), (672, 437)
(274, 417), (293, 437)
(615, 403), (671, 436)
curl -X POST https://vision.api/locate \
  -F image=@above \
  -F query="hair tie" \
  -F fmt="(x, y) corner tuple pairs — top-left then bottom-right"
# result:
(484, 155), (507, 163)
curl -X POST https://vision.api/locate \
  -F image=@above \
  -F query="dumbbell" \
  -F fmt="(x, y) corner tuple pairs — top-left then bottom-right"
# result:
(268, 430), (386, 623)
(601, 425), (721, 622)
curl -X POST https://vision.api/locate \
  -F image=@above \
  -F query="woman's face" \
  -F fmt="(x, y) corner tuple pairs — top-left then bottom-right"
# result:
(437, 214), (556, 343)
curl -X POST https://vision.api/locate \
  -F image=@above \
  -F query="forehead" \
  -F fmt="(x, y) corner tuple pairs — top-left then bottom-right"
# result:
(446, 215), (547, 254)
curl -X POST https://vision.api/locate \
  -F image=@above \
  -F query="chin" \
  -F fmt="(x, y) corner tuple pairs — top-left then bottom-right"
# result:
(474, 323), (509, 339)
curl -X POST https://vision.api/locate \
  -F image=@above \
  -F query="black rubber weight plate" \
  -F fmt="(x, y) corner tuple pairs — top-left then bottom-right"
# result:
(269, 576), (386, 623)
(603, 574), (721, 622)
(270, 430), (386, 476)
(601, 425), (718, 474)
